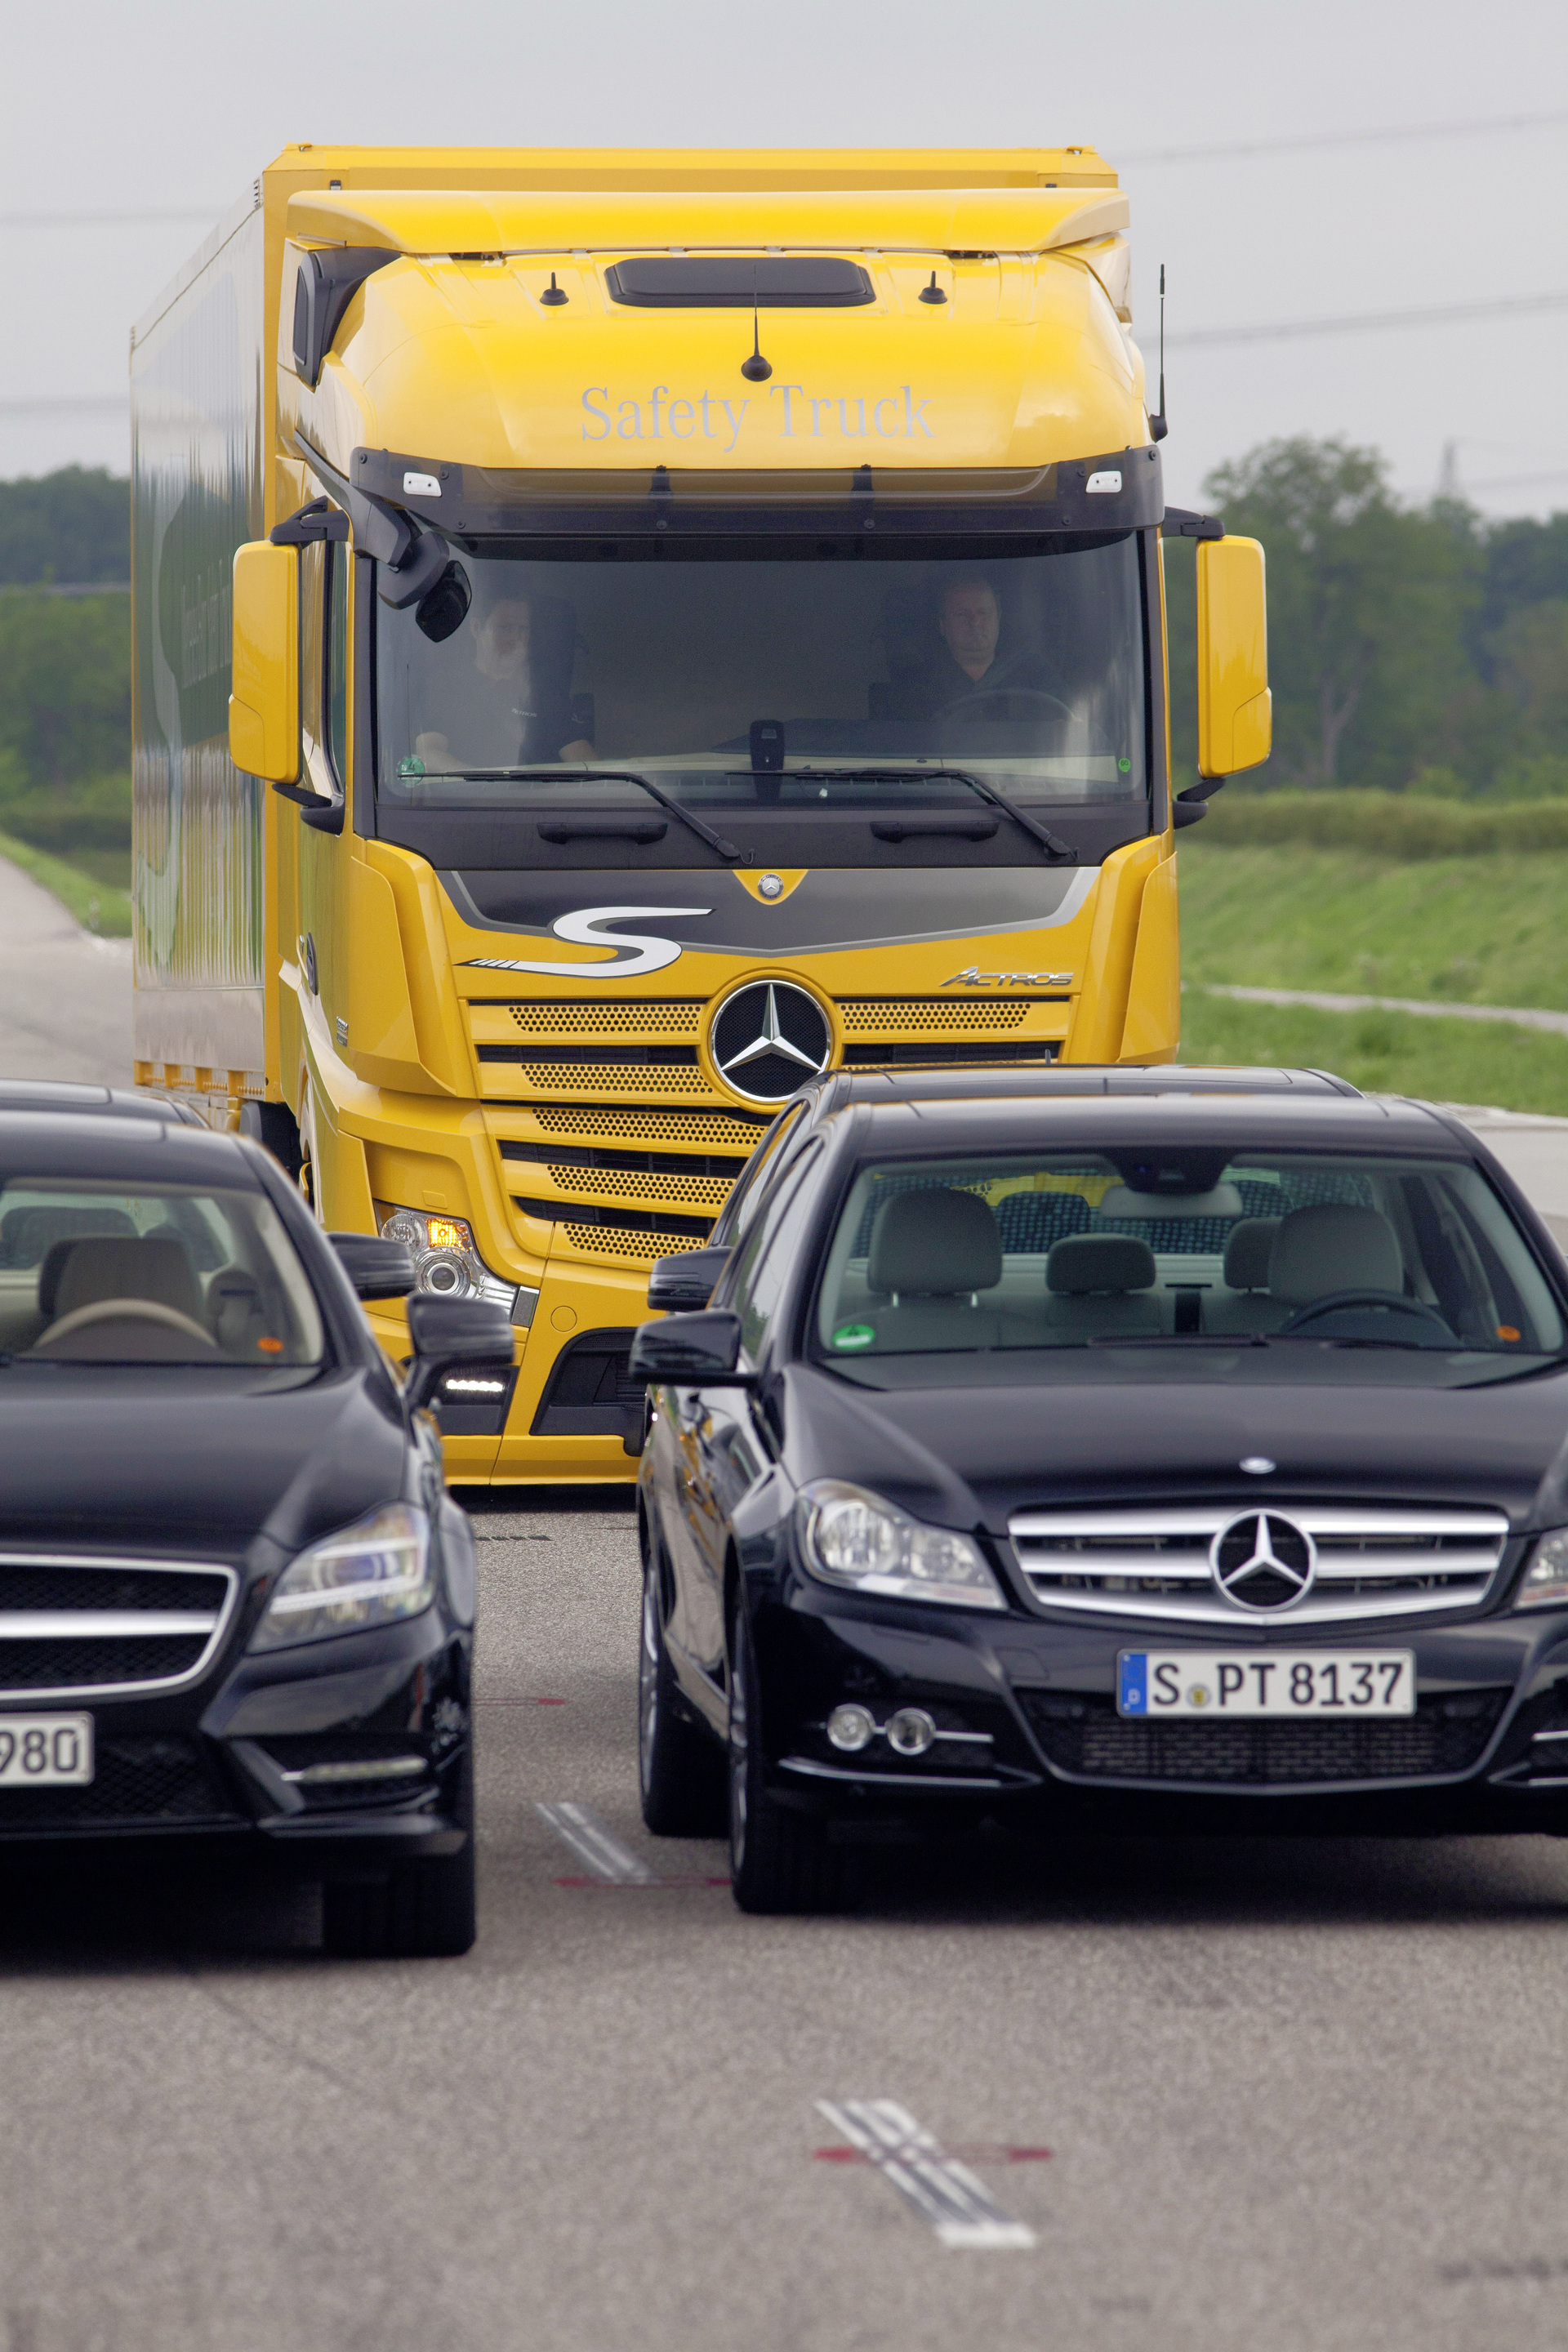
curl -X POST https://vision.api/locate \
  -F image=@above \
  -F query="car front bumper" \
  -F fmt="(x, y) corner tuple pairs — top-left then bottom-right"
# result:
(751, 1582), (1568, 1837)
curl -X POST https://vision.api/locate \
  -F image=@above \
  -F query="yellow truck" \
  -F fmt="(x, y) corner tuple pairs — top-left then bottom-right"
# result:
(129, 145), (1270, 1484)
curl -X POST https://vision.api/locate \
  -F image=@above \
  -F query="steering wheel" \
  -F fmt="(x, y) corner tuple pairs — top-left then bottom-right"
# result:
(1276, 1290), (1456, 1342)
(942, 686), (1076, 725)
(34, 1298), (220, 1354)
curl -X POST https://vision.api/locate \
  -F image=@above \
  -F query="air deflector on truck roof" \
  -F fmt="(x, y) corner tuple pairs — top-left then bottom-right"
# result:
(605, 256), (875, 307)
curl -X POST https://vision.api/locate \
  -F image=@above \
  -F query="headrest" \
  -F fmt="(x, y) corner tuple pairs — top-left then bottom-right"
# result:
(1223, 1216), (1281, 1292)
(866, 1187), (1002, 1297)
(1, 1204), (136, 1270)
(42, 1235), (202, 1325)
(1047, 1233), (1157, 1295)
(1267, 1205), (1401, 1306)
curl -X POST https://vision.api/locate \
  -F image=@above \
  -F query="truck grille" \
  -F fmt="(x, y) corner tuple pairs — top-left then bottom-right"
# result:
(1019, 1688), (1508, 1785)
(0, 1555), (238, 1698)
(469, 988), (1069, 1272)
(1008, 1504), (1510, 1628)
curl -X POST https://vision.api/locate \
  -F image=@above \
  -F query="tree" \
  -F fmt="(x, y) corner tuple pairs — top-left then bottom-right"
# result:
(0, 468), (130, 585)
(1199, 438), (1475, 791)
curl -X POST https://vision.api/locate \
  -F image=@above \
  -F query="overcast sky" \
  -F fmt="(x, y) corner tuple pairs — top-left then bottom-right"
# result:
(4, 0), (1565, 519)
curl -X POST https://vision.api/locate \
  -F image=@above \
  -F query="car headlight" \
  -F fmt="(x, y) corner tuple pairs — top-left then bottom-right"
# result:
(796, 1481), (1005, 1610)
(376, 1205), (532, 1321)
(1515, 1528), (1568, 1610)
(250, 1503), (434, 1651)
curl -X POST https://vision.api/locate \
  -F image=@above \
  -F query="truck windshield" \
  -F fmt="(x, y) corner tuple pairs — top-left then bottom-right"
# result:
(376, 537), (1146, 817)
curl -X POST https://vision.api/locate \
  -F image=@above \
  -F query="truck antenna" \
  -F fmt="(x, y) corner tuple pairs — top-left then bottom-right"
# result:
(742, 263), (773, 382)
(1151, 264), (1169, 441)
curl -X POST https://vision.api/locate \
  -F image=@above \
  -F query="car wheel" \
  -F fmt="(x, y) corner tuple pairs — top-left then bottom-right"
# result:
(321, 1751), (477, 1959)
(727, 1600), (849, 1916)
(638, 1528), (726, 1837)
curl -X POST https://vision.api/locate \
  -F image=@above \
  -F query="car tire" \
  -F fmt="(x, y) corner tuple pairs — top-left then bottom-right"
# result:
(727, 1599), (849, 1916)
(321, 1751), (477, 1959)
(639, 1529), (727, 1837)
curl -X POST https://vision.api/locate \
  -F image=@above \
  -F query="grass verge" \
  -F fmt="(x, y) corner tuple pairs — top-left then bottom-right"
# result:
(1179, 988), (1568, 1116)
(1180, 840), (1568, 1012)
(0, 830), (132, 937)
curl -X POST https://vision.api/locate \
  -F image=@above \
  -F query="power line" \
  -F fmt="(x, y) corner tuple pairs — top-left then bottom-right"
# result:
(2, 111), (1565, 228)
(1124, 109), (1568, 166)
(1168, 290), (1568, 349)
(0, 207), (221, 229)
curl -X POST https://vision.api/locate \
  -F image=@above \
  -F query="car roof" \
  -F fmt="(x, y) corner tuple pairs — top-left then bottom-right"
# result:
(0, 1112), (261, 1183)
(0, 1080), (206, 1127)
(804, 1062), (1358, 1111)
(841, 1089), (1472, 1160)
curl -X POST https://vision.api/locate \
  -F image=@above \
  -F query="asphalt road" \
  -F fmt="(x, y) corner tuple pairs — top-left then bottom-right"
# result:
(1, 866), (1566, 2351)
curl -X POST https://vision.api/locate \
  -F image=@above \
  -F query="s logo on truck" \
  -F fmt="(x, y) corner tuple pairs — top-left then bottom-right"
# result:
(463, 905), (711, 980)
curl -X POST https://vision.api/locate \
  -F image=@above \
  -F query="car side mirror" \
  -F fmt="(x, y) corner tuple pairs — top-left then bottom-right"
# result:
(229, 541), (300, 783)
(627, 1310), (753, 1385)
(403, 1294), (517, 1419)
(646, 1245), (732, 1313)
(329, 1232), (415, 1301)
(1196, 535), (1272, 778)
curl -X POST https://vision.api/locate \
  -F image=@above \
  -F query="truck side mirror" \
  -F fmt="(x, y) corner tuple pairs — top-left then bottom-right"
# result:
(1196, 536), (1272, 777)
(229, 541), (299, 783)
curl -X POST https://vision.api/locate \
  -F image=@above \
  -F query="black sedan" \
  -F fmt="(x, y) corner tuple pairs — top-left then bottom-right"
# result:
(632, 1091), (1568, 1912)
(0, 1111), (513, 1954)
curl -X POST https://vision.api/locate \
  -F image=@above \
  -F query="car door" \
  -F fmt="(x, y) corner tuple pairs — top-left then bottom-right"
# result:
(677, 1144), (825, 1674)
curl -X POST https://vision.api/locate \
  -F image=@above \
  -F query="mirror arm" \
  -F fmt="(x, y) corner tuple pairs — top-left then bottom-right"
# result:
(270, 497), (349, 548)
(1161, 508), (1225, 541)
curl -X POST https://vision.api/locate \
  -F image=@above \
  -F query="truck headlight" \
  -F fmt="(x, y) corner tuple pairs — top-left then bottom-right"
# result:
(1516, 1529), (1568, 1609)
(250, 1503), (434, 1650)
(376, 1205), (531, 1320)
(797, 1481), (1005, 1610)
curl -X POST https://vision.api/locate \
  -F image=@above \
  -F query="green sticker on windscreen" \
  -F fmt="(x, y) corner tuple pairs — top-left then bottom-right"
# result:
(1118, 756), (1132, 773)
(833, 1323), (875, 1350)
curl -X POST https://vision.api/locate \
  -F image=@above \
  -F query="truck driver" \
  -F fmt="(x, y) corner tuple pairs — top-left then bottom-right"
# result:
(413, 596), (594, 771)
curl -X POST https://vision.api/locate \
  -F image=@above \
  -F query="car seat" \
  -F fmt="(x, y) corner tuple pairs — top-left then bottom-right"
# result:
(1204, 1216), (1287, 1334)
(1043, 1232), (1162, 1336)
(862, 1186), (1004, 1348)
(1267, 1205), (1404, 1315)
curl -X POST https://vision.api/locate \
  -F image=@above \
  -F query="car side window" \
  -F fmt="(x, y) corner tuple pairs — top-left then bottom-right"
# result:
(731, 1145), (824, 1364)
(717, 1102), (808, 1247)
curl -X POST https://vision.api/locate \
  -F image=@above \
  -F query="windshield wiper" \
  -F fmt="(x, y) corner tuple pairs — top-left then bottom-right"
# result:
(450, 769), (743, 862)
(784, 768), (1073, 860)
(1085, 1332), (1271, 1348)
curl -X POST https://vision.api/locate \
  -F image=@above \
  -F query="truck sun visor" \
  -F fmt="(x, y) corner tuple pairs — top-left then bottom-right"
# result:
(292, 247), (398, 387)
(604, 256), (875, 308)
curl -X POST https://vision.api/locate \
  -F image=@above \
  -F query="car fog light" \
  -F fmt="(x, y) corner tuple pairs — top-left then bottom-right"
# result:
(886, 1707), (937, 1757)
(827, 1704), (876, 1753)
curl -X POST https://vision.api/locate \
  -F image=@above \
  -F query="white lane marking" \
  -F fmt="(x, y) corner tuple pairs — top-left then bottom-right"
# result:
(536, 1802), (663, 1885)
(816, 2100), (1037, 2248)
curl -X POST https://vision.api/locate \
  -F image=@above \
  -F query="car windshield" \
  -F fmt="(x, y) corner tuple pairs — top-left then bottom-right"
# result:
(813, 1147), (1565, 1385)
(0, 1178), (326, 1366)
(377, 537), (1146, 816)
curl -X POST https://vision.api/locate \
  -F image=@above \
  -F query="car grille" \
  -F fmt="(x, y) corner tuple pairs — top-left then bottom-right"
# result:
(1019, 1689), (1509, 1785)
(1008, 1504), (1510, 1628)
(0, 1735), (244, 1831)
(0, 1554), (238, 1698)
(470, 991), (1069, 1274)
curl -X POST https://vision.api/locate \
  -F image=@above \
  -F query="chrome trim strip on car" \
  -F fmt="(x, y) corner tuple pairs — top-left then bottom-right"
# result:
(0, 1552), (239, 1700)
(0, 1612), (219, 1638)
(780, 1757), (1010, 1790)
(1006, 1503), (1510, 1628)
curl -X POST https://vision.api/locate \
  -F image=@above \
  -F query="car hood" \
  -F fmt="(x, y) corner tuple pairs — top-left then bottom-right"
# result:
(781, 1362), (1568, 1534)
(0, 1367), (411, 1559)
